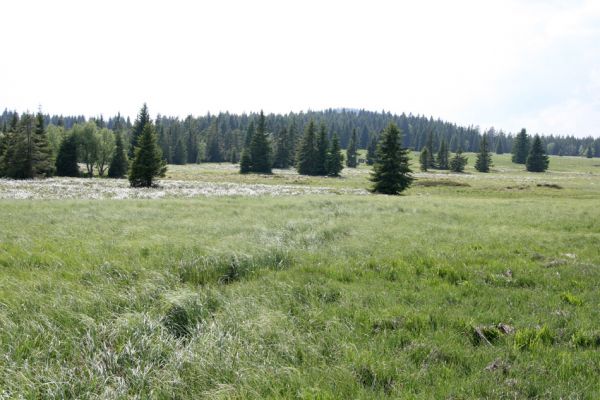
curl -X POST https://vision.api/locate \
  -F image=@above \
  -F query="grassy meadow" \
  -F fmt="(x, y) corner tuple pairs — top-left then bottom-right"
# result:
(1, 153), (600, 398)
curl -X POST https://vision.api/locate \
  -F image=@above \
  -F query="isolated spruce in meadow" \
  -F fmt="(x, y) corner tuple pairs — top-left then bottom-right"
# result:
(239, 148), (252, 174)
(449, 148), (468, 173)
(526, 135), (549, 172)
(129, 123), (167, 187)
(512, 128), (530, 164)
(107, 132), (128, 178)
(475, 134), (492, 173)
(55, 134), (80, 177)
(370, 123), (413, 195)
(326, 132), (344, 176)
(346, 128), (358, 168)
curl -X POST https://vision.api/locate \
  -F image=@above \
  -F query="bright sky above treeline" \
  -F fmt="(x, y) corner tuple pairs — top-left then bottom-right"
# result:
(1, 0), (599, 137)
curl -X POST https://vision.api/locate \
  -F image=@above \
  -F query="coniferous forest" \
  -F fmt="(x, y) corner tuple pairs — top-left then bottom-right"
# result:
(1, 108), (598, 173)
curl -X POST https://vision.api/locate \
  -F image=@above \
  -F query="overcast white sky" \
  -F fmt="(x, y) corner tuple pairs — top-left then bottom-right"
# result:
(1, 0), (599, 137)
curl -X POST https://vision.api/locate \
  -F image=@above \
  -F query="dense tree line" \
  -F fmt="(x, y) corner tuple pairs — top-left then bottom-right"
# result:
(2, 108), (599, 165)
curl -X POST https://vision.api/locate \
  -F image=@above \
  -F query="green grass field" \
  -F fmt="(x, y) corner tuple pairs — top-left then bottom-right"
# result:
(1, 154), (600, 399)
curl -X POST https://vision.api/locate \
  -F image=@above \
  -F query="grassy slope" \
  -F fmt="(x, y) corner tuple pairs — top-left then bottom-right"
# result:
(0, 154), (599, 398)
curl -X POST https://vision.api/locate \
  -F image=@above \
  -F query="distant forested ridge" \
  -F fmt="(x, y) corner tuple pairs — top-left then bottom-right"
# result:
(1, 108), (598, 164)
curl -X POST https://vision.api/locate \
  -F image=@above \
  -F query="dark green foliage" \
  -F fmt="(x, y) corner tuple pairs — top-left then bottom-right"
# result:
(449, 148), (468, 173)
(129, 123), (167, 187)
(475, 134), (493, 173)
(370, 123), (413, 194)
(1, 113), (54, 179)
(436, 138), (449, 170)
(272, 127), (291, 169)
(248, 111), (272, 173)
(366, 135), (377, 165)
(33, 113), (55, 177)
(173, 138), (188, 165)
(346, 128), (358, 168)
(205, 120), (222, 162)
(419, 147), (429, 171)
(585, 146), (593, 158)
(425, 131), (436, 169)
(244, 121), (255, 148)
(108, 132), (128, 178)
(296, 120), (318, 175)
(512, 128), (530, 164)
(315, 124), (329, 175)
(129, 103), (150, 159)
(239, 148), (252, 174)
(325, 133), (344, 176)
(495, 138), (504, 154)
(526, 135), (549, 172)
(55, 134), (80, 177)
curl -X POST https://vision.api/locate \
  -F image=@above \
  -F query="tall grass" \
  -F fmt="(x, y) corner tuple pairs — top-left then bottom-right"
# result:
(0, 156), (599, 398)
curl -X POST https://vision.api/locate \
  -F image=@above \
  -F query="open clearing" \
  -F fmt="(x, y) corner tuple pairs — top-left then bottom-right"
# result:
(1, 154), (599, 398)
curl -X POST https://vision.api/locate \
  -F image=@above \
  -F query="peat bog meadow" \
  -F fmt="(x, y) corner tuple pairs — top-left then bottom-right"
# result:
(1, 154), (600, 398)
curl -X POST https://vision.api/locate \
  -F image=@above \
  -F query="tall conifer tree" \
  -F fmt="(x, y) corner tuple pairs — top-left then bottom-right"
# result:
(370, 123), (413, 194)
(346, 128), (358, 167)
(326, 133), (344, 177)
(526, 135), (549, 172)
(475, 134), (492, 172)
(108, 132), (128, 178)
(512, 128), (530, 164)
(296, 120), (318, 175)
(129, 123), (167, 187)
(249, 111), (272, 173)
(55, 134), (80, 177)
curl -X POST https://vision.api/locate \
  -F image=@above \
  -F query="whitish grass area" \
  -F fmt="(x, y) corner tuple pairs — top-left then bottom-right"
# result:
(0, 154), (599, 398)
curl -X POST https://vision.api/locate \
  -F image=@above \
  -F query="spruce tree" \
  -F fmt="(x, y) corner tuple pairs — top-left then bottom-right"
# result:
(129, 103), (150, 159)
(326, 132), (344, 177)
(449, 148), (468, 173)
(495, 138), (504, 154)
(511, 128), (530, 164)
(436, 138), (449, 170)
(475, 134), (492, 172)
(419, 147), (429, 171)
(346, 128), (358, 168)
(108, 132), (129, 178)
(366, 135), (377, 165)
(526, 135), (549, 172)
(33, 112), (54, 177)
(370, 123), (413, 195)
(239, 148), (252, 173)
(425, 131), (436, 169)
(249, 111), (272, 173)
(315, 124), (329, 175)
(129, 123), (167, 187)
(585, 146), (593, 158)
(296, 120), (318, 175)
(55, 134), (80, 177)
(4, 113), (35, 179)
